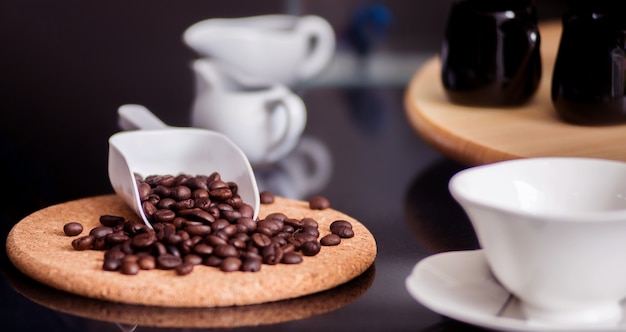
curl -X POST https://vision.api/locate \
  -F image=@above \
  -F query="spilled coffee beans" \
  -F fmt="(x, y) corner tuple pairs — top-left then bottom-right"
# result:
(67, 172), (354, 275)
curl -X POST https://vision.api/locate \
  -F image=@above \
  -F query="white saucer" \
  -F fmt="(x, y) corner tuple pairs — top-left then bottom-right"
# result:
(405, 250), (626, 332)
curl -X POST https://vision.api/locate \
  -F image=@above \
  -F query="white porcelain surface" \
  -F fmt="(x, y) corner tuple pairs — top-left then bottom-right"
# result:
(109, 104), (260, 226)
(183, 14), (335, 86)
(448, 157), (626, 326)
(254, 136), (332, 199)
(190, 59), (307, 166)
(406, 250), (626, 332)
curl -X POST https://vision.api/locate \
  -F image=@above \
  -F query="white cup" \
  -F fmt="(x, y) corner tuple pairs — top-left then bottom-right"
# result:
(190, 59), (306, 166)
(449, 157), (626, 327)
(183, 14), (335, 86)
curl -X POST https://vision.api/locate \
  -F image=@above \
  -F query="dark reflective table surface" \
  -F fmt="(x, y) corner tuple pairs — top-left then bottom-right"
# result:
(0, 1), (549, 331)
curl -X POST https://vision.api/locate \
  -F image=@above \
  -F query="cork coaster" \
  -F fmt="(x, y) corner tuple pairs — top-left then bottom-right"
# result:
(6, 195), (377, 307)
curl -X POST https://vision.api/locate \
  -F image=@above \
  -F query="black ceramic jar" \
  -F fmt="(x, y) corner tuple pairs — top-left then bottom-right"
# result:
(441, 0), (542, 107)
(551, 1), (626, 125)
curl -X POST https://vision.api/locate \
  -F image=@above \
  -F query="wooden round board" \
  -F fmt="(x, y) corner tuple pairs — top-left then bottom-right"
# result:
(405, 21), (626, 166)
(6, 194), (377, 307)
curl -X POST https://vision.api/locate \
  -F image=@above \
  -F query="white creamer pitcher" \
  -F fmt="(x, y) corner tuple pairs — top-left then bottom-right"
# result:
(183, 14), (335, 86)
(190, 59), (307, 166)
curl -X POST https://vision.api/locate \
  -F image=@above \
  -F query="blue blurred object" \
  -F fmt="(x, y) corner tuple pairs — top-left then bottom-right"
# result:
(347, 3), (393, 57)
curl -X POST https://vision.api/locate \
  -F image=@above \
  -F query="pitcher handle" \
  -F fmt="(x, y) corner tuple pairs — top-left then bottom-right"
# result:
(264, 91), (307, 164)
(296, 15), (336, 81)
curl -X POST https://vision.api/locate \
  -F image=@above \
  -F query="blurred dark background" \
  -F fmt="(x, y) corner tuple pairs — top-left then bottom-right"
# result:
(0, 0), (566, 244)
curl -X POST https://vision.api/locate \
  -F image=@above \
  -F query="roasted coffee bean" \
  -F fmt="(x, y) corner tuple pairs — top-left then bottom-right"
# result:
(241, 256), (262, 272)
(157, 197), (177, 210)
(193, 188), (210, 199)
(214, 244), (238, 258)
(176, 262), (195, 276)
(104, 248), (126, 261)
(206, 234), (228, 246)
(236, 217), (257, 232)
(194, 197), (211, 210)
(89, 226), (113, 238)
(71, 235), (95, 250)
(142, 201), (158, 220)
(186, 177), (209, 191)
(251, 233), (272, 247)
(184, 224), (212, 236)
(153, 185), (171, 198)
(103, 258), (122, 271)
(183, 209), (215, 224)
(330, 220), (354, 238)
(309, 196), (330, 210)
(302, 226), (320, 237)
(193, 243), (214, 255)
(238, 204), (254, 218)
(121, 261), (140, 275)
(63, 222), (83, 236)
(211, 219), (230, 232)
(320, 234), (341, 246)
(122, 254), (139, 263)
(92, 236), (108, 250)
(262, 244), (283, 265)
(153, 209), (176, 223)
(300, 241), (321, 256)
(220, 257), (242, 272)
(137, 182), (152, 201)
(229, 237), (247, 250)
(106, 232), (130, 245)
(172, 199), (195, 211)
(167, 245), (181, 257)
(259, 190), (274, 204)
(284, 218), (304, 228)
(157, 254), (182, 269)
(210, 179), (228, 190)
(184, 254), (203, 265)
(138, 256), (156, 270)
(330, 220), (353, 231)
(209, 188), (232, 200)
(100, 215), (125, 227)
(281, 252), (303, 264)
(257, 219), (282, 233)
(203, 255), (222, 267)
(301, 217), (318, 228)
(294, 232), (318, 243)
(132, 232), (156, 248)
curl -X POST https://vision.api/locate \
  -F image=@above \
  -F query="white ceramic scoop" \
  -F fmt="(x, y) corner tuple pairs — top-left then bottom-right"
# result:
(108, 104), (260, 228)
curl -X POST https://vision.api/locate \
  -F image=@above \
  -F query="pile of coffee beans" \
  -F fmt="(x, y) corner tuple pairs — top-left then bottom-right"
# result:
(65, 172), (354, 275)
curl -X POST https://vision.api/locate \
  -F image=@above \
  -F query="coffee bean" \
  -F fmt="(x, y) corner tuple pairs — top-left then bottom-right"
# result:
(251, 233), (272, 248)
(137, 182), (152, 201)
(214, 244), (238, 258)
(89, 226), (113, 239)
(138, 256), (156, 270)
(63, 222), (83, 236)
(71, 235), (95, 250)
(121, 261), (140, 275)
(184, 254), (203, 265)
(301, 218), (318, 228)
(241, 256), (262, 272)
(103, 258), (122, 271)
(330, 220), (353, 231)
(320, 234), (341, 246)
(176, 262), (194, 276)
(220, 257), (242, 272)
(262, 243), (283, 265)
(281, 252), (303, 264)
(309, 196), (330, 210)
(260, 191), (274, 204)
(132, 232), (156, 248)
(99, 215), (125, 227)
(300, 241), (321, 256)
(157, 254), (182, 269)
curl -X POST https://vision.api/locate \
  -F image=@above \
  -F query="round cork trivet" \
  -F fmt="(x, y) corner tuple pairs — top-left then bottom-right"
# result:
(6, 195), (377, 307)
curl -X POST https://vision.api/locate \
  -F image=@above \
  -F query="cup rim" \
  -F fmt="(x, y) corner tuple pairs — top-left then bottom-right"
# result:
(449, 157), (626, 223)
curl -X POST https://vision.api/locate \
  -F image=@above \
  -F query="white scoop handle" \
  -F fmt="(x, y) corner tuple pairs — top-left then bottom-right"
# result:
(118, 104), (168, 130)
